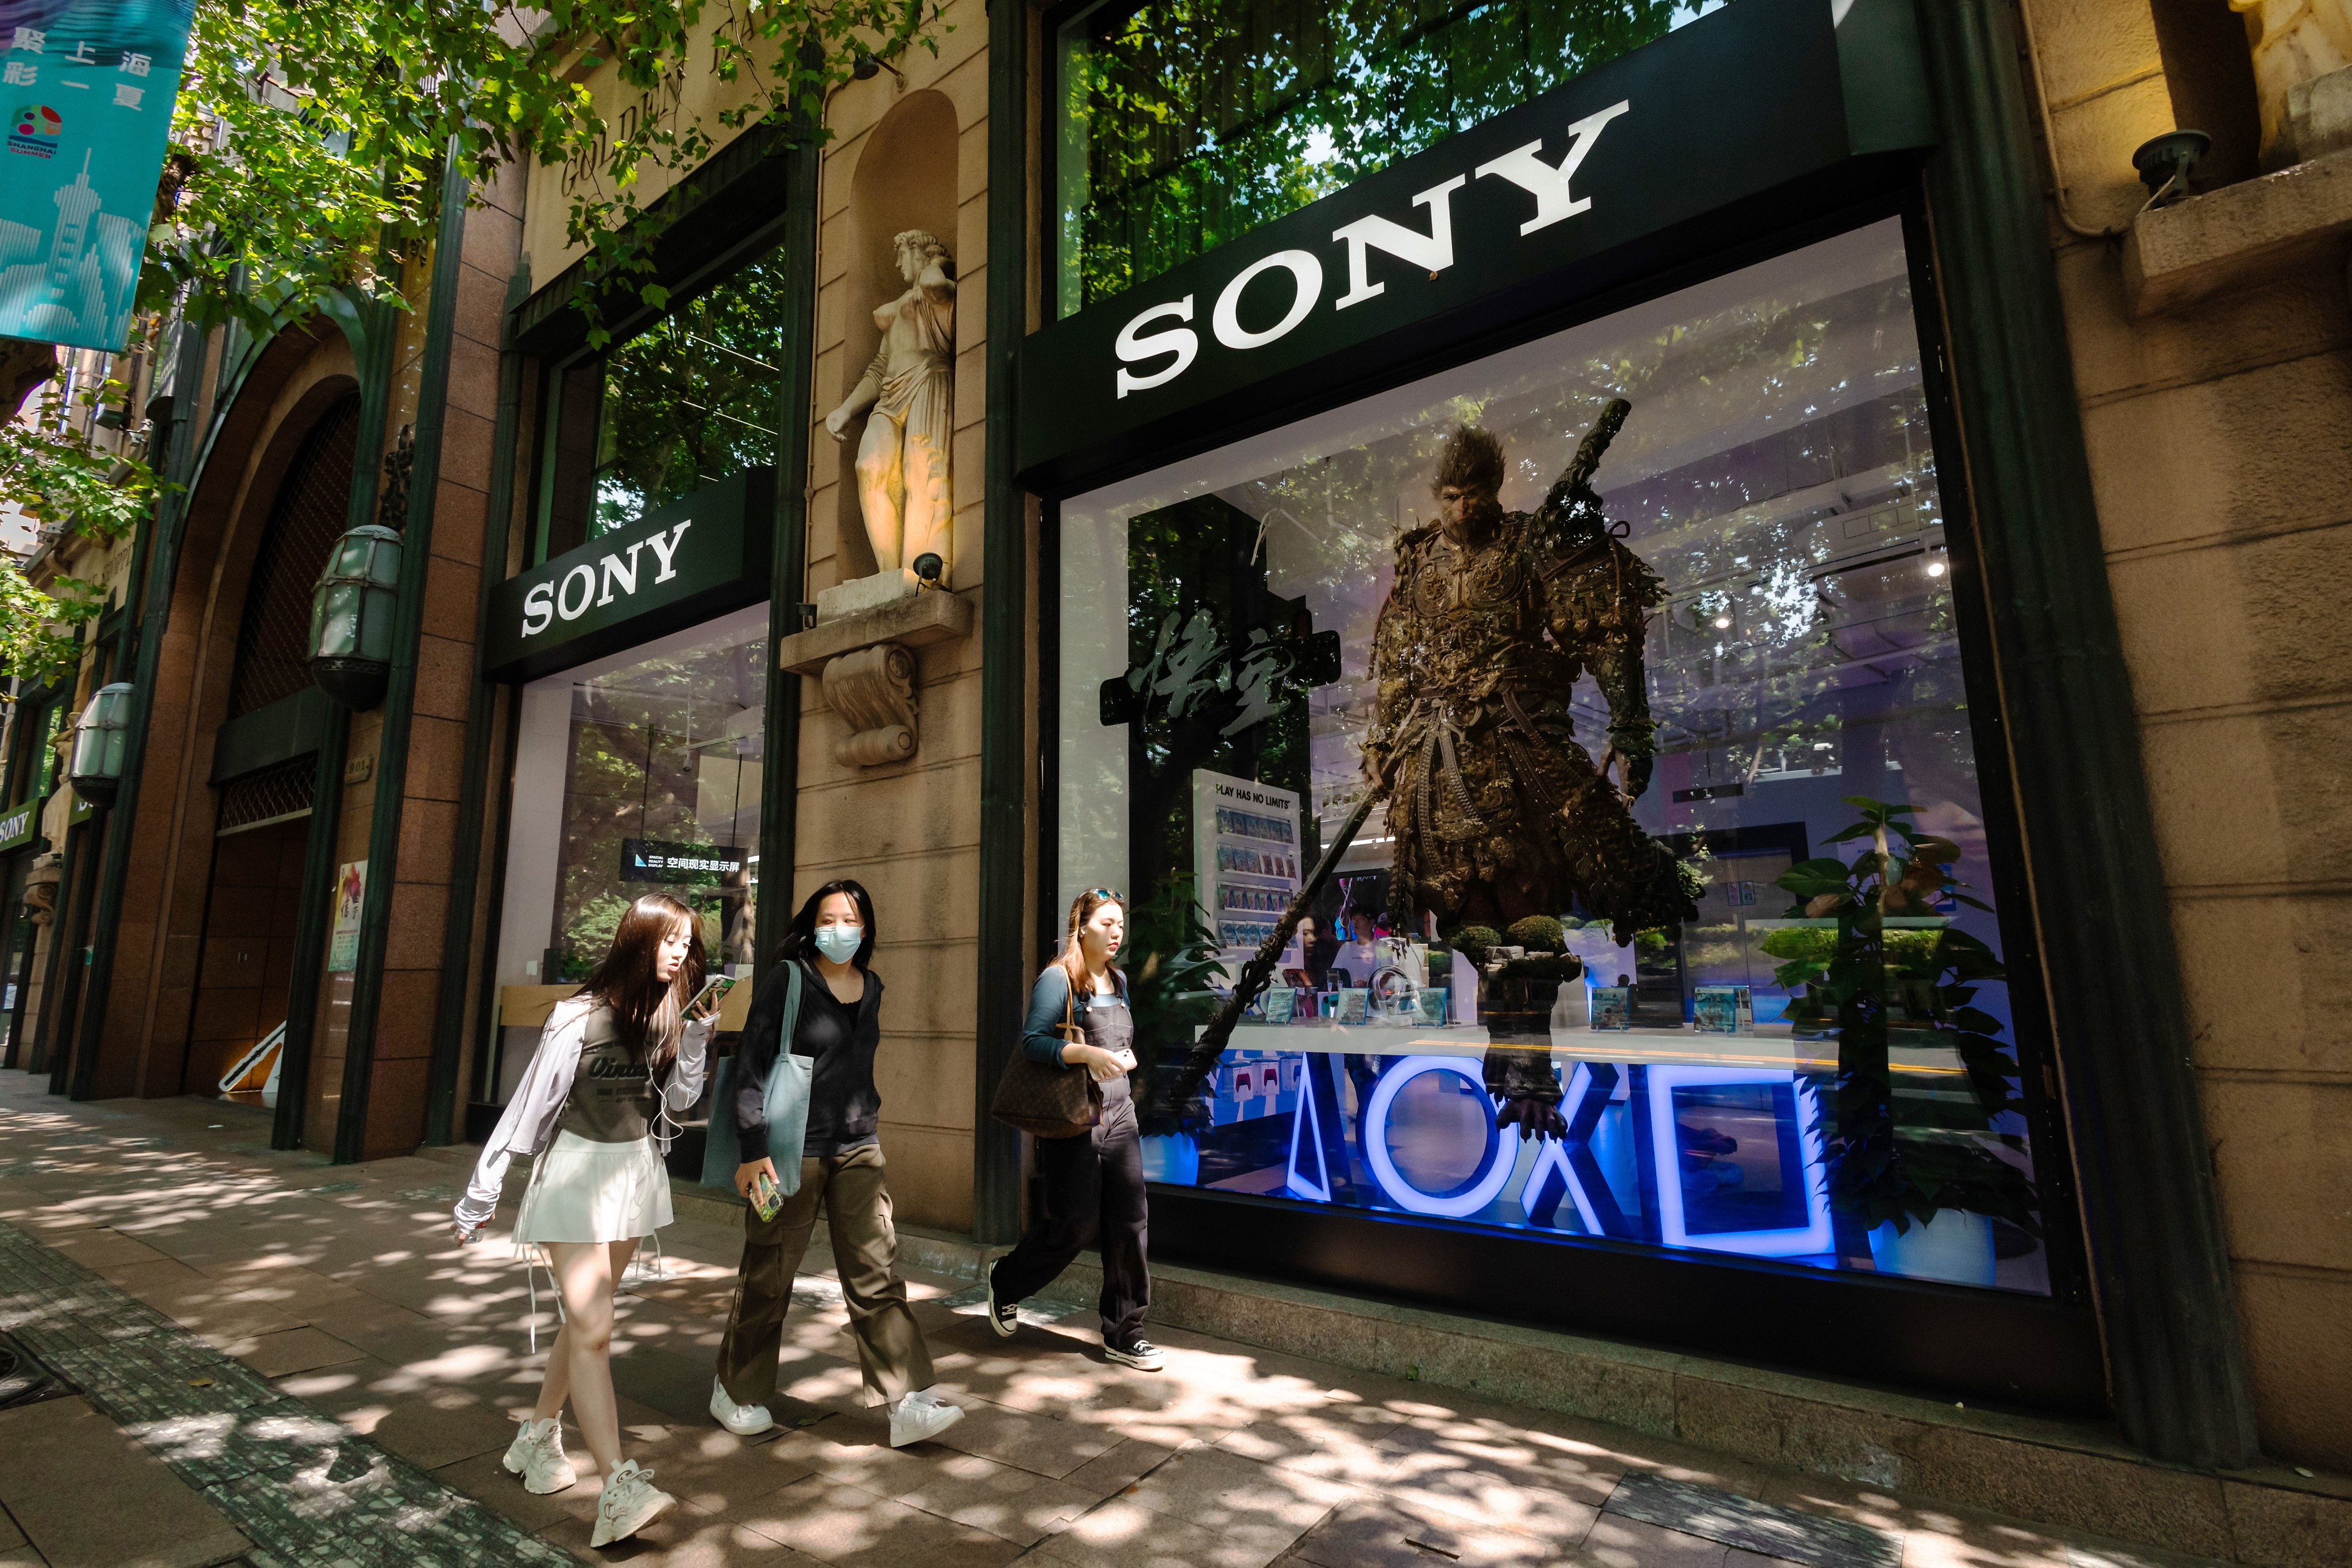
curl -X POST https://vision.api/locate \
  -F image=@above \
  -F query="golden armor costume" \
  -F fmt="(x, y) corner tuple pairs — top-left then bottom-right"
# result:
(1366, 404), (1697, 947)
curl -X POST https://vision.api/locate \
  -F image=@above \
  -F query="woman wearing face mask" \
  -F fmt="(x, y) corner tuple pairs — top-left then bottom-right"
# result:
(451, 893), (721, 1548)
(985, 887), (1160, 1370)
(708, 879), (963, 1448)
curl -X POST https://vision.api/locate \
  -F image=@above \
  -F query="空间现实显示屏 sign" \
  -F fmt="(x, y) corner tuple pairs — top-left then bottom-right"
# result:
(1, 0), (195, 351)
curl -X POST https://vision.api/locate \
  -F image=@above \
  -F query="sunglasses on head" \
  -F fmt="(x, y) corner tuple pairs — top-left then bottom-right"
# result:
(1085, 887), (1123, 903)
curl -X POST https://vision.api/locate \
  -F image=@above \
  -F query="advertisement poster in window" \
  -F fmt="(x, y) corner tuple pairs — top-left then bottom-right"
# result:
(327, 860), (365, 972)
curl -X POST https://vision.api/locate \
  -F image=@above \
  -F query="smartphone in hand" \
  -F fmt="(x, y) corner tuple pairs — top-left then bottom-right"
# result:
(686, 974), (739, 1021)
(750, 1168), (784, 1221)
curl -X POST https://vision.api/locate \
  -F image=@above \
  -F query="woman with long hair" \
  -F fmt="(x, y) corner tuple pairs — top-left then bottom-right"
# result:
(451, 893), (722, 1548)
(708, 879), (964, 1449)
(985, 887), (1160, 1370)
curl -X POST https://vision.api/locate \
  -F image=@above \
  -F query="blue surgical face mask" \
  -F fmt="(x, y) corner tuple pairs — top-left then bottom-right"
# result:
(814, 925), (863, 963)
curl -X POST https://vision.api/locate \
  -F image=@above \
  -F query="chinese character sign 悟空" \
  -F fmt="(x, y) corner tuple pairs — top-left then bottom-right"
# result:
(1, 0), (194, 351)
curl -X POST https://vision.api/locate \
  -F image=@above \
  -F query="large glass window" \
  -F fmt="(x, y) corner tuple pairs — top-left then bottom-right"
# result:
(1058, 220), (2054, 1295)
(534, 250), (790, 560)
(1053, 0), (1734, 316)
(489, 606), (766, 1097)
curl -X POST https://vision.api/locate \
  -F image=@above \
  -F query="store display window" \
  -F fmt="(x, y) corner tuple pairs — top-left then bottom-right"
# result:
(1057, 218), (2055, 1295)
(488, 604), (766, 1093)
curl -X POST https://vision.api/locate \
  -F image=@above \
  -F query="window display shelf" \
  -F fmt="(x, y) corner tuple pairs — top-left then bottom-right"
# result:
(1195, 1020), (1969, 1077)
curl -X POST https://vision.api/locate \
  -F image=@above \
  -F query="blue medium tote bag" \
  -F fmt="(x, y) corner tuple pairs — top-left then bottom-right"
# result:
(699, 960), (812, 1195)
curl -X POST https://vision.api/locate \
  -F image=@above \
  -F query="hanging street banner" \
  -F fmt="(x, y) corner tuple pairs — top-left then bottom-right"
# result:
(0, 0), (195, 350)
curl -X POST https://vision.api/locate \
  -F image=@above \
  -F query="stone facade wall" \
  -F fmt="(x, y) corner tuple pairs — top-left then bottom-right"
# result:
(2024, 0), (2352, 1470)
(346, 165), (526, 1157)
(801, 2), (992, 1231)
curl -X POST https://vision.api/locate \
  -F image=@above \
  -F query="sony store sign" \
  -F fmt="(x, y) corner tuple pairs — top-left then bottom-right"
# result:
(481, 466), (775, 683)
(0, 798), (40, 855)
(1015, 0), (1932, 485)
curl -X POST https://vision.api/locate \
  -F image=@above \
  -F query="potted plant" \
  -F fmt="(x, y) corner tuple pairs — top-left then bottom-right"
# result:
(1126, 874), (1225, 1183)
(1770, 798), (2039, 1285)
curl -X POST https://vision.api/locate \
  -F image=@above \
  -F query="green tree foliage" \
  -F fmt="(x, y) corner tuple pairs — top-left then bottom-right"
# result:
(6, 0), (944, 686)
(0, 368), (169, 689)
(1058, 0), (1680, 311)
(161, 0), (944, 340)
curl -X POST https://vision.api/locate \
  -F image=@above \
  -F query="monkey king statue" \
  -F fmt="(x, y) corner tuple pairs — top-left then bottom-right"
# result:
(1365, 400), (1699, 1134)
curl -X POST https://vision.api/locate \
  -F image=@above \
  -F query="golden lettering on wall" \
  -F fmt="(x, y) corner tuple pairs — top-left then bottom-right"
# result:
(561, 67), (689, 199)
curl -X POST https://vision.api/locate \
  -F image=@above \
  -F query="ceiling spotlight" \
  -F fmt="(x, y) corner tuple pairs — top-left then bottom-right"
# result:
(1712, 615), (1731, 629)
(1926, 560), (1947, 578)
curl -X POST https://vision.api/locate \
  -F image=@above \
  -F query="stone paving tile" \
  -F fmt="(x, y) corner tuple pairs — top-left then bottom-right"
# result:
(0, 1396), (251, 1568)
(889, 1447), (1100, 1546)
(1041, 1495), (1289, 1568)
(0, 1212), (574, 1567)
(1605, 1472), (1898, 1568)
(928, 1395), (1130, 1480)
(239, 1327), (368, 1379)
(1574, 1513), (1733, 1567)
(0, 1077), (2270, 1568)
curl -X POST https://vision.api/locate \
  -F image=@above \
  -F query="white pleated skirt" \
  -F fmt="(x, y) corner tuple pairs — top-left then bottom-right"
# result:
(513, 1131), (674, 1245)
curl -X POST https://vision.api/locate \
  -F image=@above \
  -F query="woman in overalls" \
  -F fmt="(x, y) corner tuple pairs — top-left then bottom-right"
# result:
(984, 887), (1160, 1370)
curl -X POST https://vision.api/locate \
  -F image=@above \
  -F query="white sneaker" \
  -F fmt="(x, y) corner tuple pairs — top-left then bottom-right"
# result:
(1105, 1335), (1165, 1372)
(501, 1415), (576, 1494)
(709, 1376), (774, 1436)
(887, 1387), (965, 1449)
(590, 1458), (675, 1547)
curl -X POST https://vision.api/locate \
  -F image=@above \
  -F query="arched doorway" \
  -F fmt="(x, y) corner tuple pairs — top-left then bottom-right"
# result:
(185, 395), (358, 1102)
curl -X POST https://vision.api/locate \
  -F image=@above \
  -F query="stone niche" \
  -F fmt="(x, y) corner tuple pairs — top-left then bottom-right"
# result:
(830, 88), (961, 589)
(796, 87), (969, 768)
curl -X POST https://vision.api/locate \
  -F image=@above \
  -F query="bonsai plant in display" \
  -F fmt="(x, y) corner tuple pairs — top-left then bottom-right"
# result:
(1771, 797), (2039, 1284)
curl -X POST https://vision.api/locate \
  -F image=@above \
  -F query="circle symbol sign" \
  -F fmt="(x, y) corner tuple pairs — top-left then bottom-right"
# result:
(1361, 1055), (1516, 1218)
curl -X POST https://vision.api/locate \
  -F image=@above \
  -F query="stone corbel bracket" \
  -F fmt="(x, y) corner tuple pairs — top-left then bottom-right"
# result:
(775, 589), (975, 768)
(824, 644), (919, 766)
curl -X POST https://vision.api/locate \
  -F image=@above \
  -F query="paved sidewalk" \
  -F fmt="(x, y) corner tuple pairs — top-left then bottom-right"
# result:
(0, 1071), (2231, 1567)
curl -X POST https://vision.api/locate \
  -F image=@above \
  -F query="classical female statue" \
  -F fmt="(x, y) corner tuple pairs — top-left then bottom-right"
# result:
(825, 229), (956, 584)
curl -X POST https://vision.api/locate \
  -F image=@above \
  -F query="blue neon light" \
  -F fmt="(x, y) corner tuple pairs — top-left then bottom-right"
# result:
(1643, 1064), (1831, 1258)
(1353, 1056), (1516, 1218)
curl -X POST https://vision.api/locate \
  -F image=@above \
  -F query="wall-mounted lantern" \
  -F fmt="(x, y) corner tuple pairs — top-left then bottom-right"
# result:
(67, 682), (134, 807)
(309, 523), (403, 709)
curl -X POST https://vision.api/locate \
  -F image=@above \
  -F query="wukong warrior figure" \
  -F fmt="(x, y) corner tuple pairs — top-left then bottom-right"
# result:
(827, 229), (956, 582)
(1365, 403), (1698, 1131)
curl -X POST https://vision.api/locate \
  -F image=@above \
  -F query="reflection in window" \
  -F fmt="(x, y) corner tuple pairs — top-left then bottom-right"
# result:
(1054, 0), (1731, 316)
(536, 253), (789, 559)
(1058, 221), (2053, 1295)
(501, 605), (768, 990)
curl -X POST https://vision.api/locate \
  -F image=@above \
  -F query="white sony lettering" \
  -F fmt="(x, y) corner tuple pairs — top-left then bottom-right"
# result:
(597, 540), (647, 606)
(555, 563), (597, 621)
(645, 520), (692, 584)
(1330, 175), (1467, 310)
(1114, 296), (1197, 399)
(1473, 100), (1631, 235)
(522, 580), (556, 636)
(1212, 250), (1323, 349)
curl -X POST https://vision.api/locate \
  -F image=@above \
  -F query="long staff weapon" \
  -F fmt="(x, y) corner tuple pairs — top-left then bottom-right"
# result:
(1158, 400), (1632, 1114)
(1157, 786), (1382, 1114)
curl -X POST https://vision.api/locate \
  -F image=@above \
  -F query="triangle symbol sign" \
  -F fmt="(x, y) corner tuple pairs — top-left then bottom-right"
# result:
(1286, 1065), (1331, 1203)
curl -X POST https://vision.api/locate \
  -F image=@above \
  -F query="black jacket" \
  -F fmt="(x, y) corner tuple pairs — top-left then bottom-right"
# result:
(731, 957), (885, 1161)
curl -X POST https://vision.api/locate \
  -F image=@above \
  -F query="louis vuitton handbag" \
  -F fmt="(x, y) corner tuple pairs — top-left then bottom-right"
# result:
(988, 979), (1101, 1139)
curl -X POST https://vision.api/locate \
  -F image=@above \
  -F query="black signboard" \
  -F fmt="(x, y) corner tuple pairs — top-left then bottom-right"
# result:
(1015, 0), (1932, 488)
(481, 466), (775, 682)
(620, 838), (748, 883)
